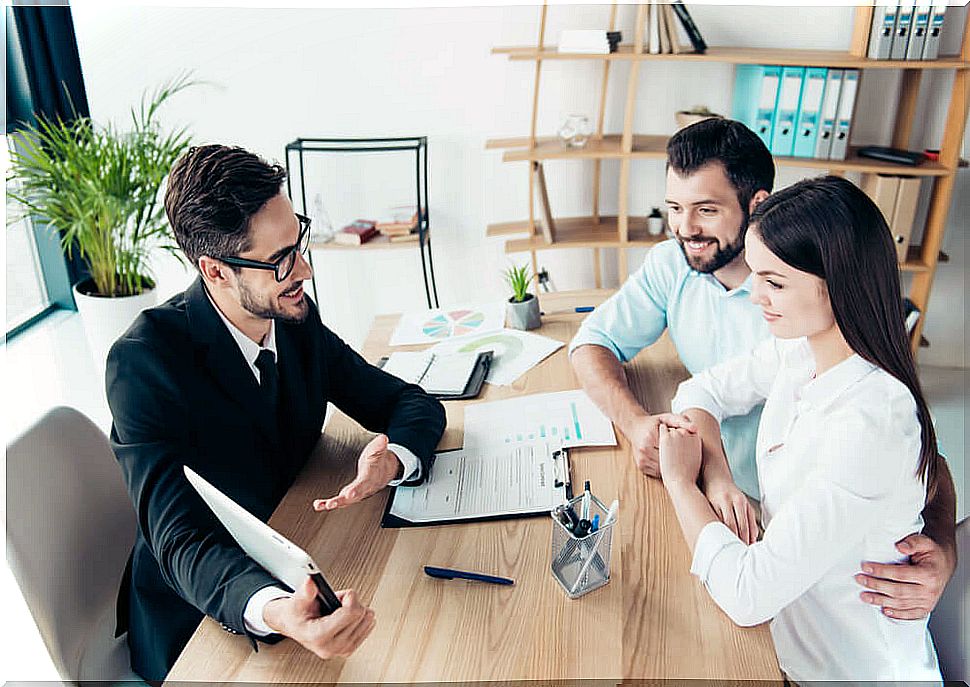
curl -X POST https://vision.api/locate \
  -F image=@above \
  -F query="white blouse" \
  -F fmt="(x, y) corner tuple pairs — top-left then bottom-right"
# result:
(671, 337), (941, 683)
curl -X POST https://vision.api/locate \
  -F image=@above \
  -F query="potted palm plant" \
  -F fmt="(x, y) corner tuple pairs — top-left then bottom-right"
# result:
(6, 75), (194, 359)
(503, 262), (541, 331)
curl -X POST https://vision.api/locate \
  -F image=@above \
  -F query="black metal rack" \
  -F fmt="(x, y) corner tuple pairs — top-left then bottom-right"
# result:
(284, 136), (439, 308)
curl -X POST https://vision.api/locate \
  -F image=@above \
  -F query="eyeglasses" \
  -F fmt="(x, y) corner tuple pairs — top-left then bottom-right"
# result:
(219, 214), (311, 282)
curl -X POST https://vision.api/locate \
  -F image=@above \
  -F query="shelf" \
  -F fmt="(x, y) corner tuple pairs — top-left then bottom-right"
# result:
(503, 216), (665, 253)
(497, 218), (931, 272)
(494, 45), (970, 70)
(491, 135), (953, 176)
(310, 232), (428, 251)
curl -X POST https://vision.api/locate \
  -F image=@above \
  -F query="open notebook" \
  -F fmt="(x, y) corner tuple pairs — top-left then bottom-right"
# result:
(380, 350), (489, 398)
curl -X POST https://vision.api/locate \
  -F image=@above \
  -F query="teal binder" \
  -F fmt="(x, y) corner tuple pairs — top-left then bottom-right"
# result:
(732, 64), (766, 139)
(732, 65), (782, 149)
(770, 67), (805, 157)
(792, 67), (828, 158)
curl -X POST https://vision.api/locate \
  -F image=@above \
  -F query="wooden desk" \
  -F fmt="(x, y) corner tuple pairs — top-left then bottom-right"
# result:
(167, 290), (781, 683)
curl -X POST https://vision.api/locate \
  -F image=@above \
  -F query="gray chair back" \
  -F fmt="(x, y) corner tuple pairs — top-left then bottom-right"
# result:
(5, 406), (137, 681)
(929, 517), (968, 682)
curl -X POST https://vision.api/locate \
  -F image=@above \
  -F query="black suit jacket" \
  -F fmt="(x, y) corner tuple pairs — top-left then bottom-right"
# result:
(106, 277), (445, 681)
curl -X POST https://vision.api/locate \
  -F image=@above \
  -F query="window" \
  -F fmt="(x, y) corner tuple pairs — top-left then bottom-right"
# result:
(5, 134), (53, 333)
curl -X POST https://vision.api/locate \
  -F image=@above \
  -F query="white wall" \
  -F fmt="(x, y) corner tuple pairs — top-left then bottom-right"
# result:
(71, 2), (968, 365)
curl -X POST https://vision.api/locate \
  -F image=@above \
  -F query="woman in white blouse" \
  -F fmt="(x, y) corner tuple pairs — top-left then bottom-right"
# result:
(657, 176), (942, 683)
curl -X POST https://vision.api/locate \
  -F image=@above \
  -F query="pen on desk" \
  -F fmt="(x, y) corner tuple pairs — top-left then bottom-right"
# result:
(581, 480), (591, 520)
(574, 306), (595, 313)
(424, 566), (514, 586)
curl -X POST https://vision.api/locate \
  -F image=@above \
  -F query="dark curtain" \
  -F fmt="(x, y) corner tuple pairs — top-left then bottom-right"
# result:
(6, 1), (90, 285)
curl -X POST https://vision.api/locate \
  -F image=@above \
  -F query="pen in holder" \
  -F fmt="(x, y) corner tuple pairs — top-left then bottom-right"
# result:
(550, 493), (615, 599)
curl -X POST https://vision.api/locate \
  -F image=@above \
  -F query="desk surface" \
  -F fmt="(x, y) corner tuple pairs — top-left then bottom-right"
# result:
(167, 290), (781, 683)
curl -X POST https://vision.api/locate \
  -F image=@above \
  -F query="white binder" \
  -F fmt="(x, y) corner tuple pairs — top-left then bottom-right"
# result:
(867, 4), (898, 60)
(815, 69), (843, 159)
(921, 2), (946, 60)
(891, 2), (915, 60)
(906, 1), (931, 60)
(829, 70), (859, 161)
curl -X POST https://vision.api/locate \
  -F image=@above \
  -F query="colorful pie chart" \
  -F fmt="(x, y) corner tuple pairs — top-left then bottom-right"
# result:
(421, 309), (486, 339)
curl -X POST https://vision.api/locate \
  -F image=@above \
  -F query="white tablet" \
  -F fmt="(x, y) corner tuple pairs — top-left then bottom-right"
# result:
(183, 465), (340, 614)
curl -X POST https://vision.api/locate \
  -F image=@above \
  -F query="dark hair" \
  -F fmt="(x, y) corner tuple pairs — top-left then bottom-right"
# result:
(749, 175), (939, 497)
(667, 118), (775, 212)
(164, 144), (287, 266)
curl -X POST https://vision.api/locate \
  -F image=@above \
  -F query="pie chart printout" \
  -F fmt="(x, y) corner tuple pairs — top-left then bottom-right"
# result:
(389, 303), (506, 346)
(422, 310), (486, 339)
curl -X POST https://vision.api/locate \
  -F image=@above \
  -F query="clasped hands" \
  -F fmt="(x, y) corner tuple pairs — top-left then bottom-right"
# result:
(636, 413), (952, 621)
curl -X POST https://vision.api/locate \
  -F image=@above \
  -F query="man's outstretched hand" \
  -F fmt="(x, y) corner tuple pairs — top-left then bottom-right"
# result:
(313, 434), (402, 511)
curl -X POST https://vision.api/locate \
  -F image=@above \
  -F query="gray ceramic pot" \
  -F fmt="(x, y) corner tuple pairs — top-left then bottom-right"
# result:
(506, 294), (541, 330)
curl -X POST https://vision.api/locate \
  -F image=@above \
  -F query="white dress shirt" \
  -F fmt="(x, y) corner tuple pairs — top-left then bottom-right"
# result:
(671, 337), (941, 683)
(207, 297), (420, 635)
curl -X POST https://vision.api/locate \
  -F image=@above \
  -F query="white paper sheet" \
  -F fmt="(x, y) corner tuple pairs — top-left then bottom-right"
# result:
(388, 441), (566, 523)
(428, 328), (563, 386)
(463, 390), (617, 450)
(388, 303), (506, 346)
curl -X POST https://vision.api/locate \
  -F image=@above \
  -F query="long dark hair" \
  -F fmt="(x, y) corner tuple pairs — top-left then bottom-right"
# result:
(749, 176), (938, 497)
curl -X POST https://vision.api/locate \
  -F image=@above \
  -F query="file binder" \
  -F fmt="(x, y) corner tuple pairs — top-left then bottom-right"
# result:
(815, 68), (843, 159)
(868, 4), (899, 60)
(861, 173), (901, 226)
(891, 2), (915, 60)
(732, 65), (782, 150)
(770, 67), (805, 157)
(906, 1), (931, 60)
(890, 177), (921, 263)
(829, 70), (859, 160)
(732, 64), (765, 139)
(792, 67), (827, 158)
(922, 2), (946, 60)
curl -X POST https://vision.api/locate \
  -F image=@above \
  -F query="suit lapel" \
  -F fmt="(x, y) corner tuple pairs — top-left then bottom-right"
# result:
(184, 277), (279, 444)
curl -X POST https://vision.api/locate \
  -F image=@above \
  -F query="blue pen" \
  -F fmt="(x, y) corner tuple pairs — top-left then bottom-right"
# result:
(590, 513), (600, 533)
(575, 306), (594, 313)
(424, 565), (515, 586)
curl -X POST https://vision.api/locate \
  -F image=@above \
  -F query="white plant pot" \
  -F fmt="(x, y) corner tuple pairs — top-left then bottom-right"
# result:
(73, 280), (157, 364)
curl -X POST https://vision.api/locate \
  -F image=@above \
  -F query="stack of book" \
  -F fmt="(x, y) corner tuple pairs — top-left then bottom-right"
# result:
(333, 220), (379, 246)
(867, 2), (947, 61)
(645, 0), (706, 55)
(376, 211), (420, 243)
(733, 66), (859, 160)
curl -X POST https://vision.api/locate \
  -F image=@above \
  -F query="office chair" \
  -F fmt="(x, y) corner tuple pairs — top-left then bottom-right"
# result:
(5, 406), (141, 682)
(929, 516), (968, 682)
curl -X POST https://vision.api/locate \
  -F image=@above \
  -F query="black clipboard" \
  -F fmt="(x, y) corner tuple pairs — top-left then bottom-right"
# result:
(378, 350), (492, 401)
(380, 447), (573, 528)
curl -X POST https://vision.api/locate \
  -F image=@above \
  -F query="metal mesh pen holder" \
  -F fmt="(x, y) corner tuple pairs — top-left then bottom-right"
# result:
(550, 494), (614, 599)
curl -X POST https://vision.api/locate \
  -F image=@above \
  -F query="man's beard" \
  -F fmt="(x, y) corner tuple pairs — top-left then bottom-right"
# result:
(677, 217), (748, 273)
(238, 278), (309, 323)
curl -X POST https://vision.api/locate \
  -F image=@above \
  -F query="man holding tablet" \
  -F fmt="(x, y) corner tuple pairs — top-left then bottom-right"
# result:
(106, 145), (446, 682)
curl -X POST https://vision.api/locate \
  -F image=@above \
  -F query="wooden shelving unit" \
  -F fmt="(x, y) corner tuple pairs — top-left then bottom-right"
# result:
(487, 4), (970, 353)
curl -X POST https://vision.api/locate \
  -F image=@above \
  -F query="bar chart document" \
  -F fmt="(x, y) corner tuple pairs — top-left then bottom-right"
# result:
(463, 389), (617, 450)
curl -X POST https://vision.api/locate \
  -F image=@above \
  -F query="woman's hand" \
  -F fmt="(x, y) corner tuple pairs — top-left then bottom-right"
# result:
(658, 424), (703, 488)
(704, 479), (760, 545)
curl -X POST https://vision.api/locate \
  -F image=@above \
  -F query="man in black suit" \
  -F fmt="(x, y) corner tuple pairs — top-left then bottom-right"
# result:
(106, 145), (446, 682)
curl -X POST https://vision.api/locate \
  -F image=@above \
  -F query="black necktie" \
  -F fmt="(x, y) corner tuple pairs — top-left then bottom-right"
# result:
(254, 349), (279, 411)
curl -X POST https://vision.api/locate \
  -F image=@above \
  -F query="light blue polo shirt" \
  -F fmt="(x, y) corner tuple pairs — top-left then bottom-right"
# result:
(569, 239), (769, 499)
